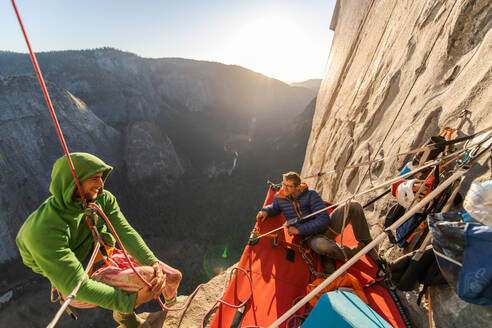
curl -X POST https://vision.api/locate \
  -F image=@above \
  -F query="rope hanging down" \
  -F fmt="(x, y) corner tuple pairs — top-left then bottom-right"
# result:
(10, 0), (87, 209)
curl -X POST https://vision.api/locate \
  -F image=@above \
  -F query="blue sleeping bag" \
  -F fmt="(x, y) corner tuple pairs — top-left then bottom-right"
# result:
(458, 223), (492, 305)
(429, 211), (492, 306)
(301, 291), (392, 328)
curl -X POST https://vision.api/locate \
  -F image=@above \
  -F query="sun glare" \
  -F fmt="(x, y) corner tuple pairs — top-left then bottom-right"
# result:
(223, 15), (315, 82)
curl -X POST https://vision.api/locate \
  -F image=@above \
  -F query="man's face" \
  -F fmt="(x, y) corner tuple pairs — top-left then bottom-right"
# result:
(282, 177), (299, 197)
(78, 172), (104, 201)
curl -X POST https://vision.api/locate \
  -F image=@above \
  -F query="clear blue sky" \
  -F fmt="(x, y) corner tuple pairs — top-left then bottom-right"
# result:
(2, 0), (335, 82)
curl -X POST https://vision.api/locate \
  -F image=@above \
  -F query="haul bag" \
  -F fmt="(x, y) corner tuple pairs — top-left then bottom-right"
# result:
(429, 211), (492, 306)
(389, 245), (446, 291)
(301, 291), (392, 328)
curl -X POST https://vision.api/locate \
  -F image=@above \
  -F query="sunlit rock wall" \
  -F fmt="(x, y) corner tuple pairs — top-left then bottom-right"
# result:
(302, 0), (492, 327)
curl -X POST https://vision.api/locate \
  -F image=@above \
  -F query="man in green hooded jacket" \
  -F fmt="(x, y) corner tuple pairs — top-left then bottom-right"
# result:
(16, 153), (182, 327)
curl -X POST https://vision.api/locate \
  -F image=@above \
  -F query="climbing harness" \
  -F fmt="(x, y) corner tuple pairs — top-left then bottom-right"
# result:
(83, 210), (116, 275)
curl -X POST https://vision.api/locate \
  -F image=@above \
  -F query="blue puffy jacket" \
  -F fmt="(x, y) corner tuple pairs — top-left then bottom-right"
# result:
(261, 183), (330, 237)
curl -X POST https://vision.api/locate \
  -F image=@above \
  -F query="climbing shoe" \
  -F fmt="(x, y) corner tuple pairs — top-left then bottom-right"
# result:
(321, 255), (336, 274)
(341, 243), (365, 259)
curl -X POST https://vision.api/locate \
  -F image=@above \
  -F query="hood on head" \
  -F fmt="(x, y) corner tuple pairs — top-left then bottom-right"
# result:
(49, 152), (113, 208)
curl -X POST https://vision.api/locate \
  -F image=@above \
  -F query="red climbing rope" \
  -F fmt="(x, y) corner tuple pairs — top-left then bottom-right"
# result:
(10, 0), (87, 208)
(11, 0), (179, 315)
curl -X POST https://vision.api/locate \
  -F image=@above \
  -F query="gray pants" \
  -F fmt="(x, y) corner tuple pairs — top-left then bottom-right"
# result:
(307, 201), (373, 273)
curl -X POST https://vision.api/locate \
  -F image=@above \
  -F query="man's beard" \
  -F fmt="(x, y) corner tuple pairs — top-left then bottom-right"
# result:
(85, 191), (99, 201)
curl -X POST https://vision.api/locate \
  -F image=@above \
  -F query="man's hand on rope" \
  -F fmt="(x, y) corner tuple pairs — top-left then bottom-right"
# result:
(257, 210), (268, 222)
(151, 262), (166, 299)
(287, 226), (300, 236)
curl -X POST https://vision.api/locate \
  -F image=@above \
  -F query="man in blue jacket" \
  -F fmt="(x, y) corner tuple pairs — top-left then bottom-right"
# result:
(257, 171), (378, 273)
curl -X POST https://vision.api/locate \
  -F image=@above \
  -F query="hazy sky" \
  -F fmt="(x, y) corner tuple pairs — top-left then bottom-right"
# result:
(2, 1), (336, 82)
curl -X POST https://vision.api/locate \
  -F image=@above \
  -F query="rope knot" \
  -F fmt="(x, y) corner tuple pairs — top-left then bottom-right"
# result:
(83, 207), (98, 216)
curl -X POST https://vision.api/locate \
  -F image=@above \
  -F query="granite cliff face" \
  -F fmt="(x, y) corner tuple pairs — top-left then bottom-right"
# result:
(125, 121), (184, 186)
(301, 0), (492, 327)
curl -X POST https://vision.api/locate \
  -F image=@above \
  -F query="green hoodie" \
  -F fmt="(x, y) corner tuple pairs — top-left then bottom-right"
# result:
(16, 153), (158, 313)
